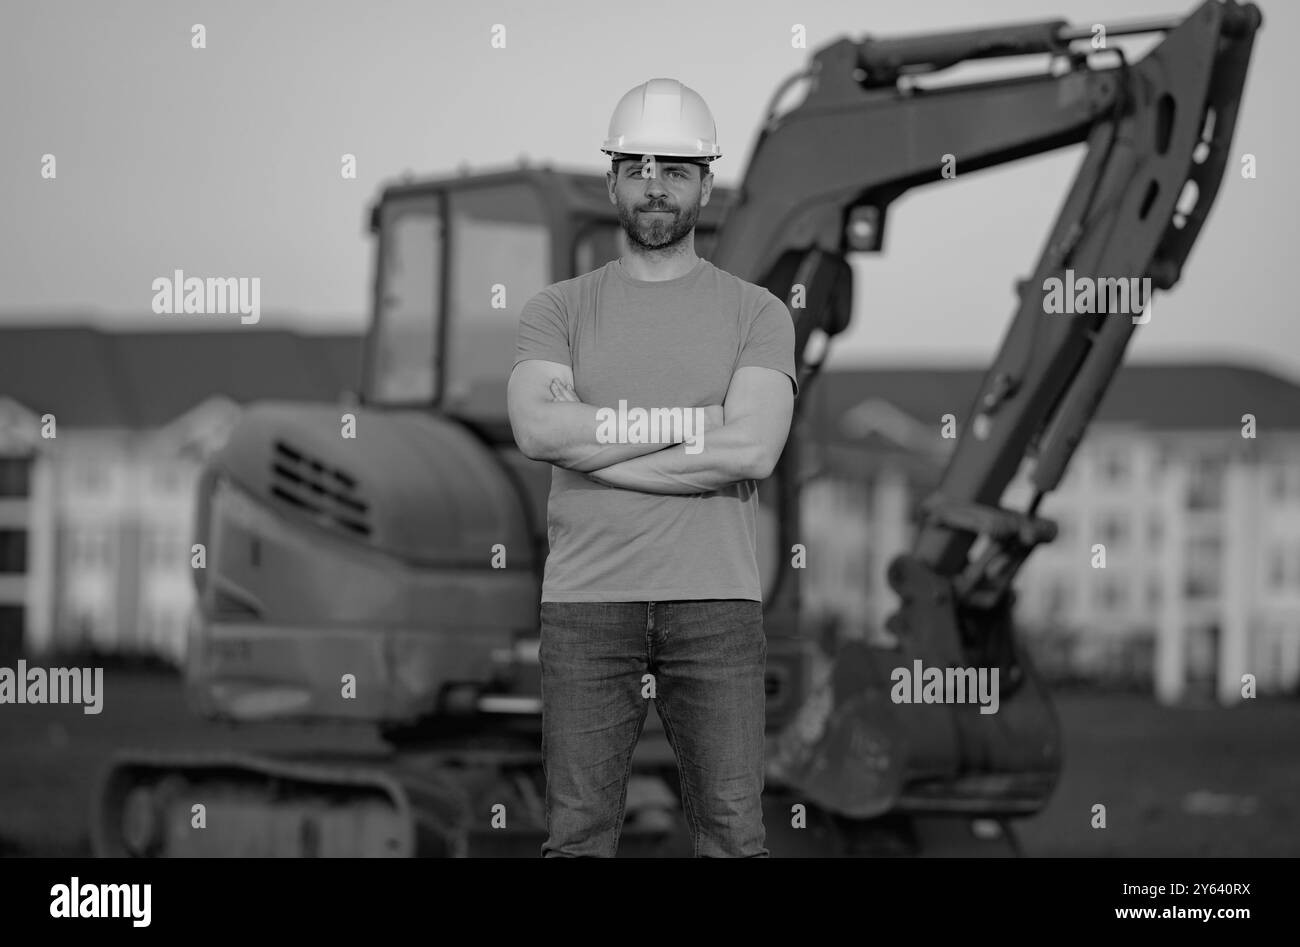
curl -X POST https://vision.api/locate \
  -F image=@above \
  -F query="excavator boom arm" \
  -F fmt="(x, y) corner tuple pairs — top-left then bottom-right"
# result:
(711, 0), (1261, 601)
(739, 0), (1262, 819)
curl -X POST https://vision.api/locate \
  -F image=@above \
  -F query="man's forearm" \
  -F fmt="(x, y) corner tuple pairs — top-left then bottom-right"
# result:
(522, 402), (677, 471)
(587, 418), (770, 495)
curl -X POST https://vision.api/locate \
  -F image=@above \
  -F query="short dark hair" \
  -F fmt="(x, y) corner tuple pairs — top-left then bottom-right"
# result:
(611, 155), (710, 179)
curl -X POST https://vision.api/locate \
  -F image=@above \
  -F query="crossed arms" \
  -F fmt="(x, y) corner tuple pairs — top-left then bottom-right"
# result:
(506, 359), (795, 495)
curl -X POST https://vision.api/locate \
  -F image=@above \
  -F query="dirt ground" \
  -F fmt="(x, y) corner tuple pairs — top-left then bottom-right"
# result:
(0, 668), (1296, 857)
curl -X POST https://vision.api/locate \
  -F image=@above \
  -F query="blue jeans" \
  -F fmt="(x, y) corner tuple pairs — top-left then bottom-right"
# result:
(539, 600), (769, 857)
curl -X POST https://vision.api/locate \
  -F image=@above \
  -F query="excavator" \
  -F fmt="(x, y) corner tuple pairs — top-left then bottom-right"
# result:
(92, 0), (1261, 857)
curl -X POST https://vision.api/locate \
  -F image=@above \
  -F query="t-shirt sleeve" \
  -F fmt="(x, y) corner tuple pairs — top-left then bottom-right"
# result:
(514, 288), (572, 368)
(736, 292), (799, 396)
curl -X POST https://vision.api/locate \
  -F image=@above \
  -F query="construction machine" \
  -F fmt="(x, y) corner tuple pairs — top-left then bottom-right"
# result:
(93, 0), (1261, 857)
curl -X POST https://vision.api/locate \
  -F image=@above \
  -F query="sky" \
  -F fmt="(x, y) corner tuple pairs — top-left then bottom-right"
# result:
(2, 0), (1296, 380)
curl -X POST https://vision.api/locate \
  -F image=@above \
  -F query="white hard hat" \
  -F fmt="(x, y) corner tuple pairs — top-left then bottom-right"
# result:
(600, 78), (721, 163)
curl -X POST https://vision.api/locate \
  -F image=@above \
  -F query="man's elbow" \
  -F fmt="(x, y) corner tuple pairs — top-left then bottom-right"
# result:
(515, 427), (580, 468)
(509, 416), (550, 462)
(515, 433), (543, 461)
(739, 441), (782, 481)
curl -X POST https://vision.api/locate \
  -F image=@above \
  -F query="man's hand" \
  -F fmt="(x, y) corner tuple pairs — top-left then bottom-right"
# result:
(550, 378), (579, 403)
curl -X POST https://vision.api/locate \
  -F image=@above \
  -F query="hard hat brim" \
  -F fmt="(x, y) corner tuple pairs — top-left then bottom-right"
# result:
(603, 150), (719, 165)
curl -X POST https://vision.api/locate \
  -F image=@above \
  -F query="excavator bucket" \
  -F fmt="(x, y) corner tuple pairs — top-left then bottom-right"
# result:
(769, 557), (1062, 818)
(767, 641), (908, 818)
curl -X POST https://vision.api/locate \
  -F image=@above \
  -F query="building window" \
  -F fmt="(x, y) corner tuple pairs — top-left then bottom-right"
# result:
(1268, 546), (1286, 590)
(1269, 464), (1300, 505)
(1099, 448), (1130, 486)
(0, 530), (28, 574)
(146, 527), (184, 568)
(0, 456), (33, 498)
(1185, 535), (1222, 598)
(1045, 581), (1071, 615)
(1269, 467), (1286, 503)
(71, 529), (109, 568)
(142, 607), (171, 641)
(1095, 577), (1128, 611)
(74, 462), (110, 494)
(153, 462), (188, 494)
(1147, 577), (1161, 610)
(146, 528), (163, 567)
(0, 604), (23, 660)
(1187, 454), (1225, 510)
(1183, 572), (1213, 597)
(1152, 447), (1174, 481)
(69, 609), (95, 643)
(1098, 512), (1128, 549)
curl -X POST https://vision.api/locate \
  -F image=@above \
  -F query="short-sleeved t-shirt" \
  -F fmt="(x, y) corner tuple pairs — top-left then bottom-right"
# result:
(514, 256), (798, 603)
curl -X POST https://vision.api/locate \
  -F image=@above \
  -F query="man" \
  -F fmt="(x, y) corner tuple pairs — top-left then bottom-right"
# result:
(507, 78), (797, 857)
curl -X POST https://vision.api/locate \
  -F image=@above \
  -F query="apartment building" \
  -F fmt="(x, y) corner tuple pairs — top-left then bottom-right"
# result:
(0, 326), (360, 664)
(800, 363), (1300, 705)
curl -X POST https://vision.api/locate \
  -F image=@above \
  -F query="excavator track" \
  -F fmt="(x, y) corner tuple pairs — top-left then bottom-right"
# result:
(92, 750), (688, 857)
(93, 753), (423, 857)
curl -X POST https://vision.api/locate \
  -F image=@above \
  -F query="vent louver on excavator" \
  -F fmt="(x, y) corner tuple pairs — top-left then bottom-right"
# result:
(268, 439), (371, 538)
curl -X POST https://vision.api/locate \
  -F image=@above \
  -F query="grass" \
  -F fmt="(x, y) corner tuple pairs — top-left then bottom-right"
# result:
(1016, 685), (1300, 856)
(0, 668), (1296, 856)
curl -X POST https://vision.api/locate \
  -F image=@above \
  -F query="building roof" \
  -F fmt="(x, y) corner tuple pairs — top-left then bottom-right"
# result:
(0, 326), (362, 428)
(803, 362), (1300, 440)
(2, 324), (1298, 436)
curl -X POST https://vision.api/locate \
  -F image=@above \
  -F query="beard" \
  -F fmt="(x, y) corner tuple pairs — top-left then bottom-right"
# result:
(616, 193), (701, 251)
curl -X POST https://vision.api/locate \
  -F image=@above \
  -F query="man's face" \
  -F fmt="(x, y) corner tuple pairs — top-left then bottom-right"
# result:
(607, 157), (712, 251)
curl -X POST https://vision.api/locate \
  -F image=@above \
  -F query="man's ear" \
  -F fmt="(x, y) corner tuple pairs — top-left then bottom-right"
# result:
(606, 169), (617, 205)
(700, 167), (713, 207)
